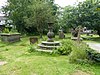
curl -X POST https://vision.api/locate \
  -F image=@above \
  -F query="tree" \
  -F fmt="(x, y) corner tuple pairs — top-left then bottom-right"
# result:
(2, 0), (58, 35)
(2, 0), (33, 33)
(62, 1), (100, 35)
(24, 0), (55, 37)
(58, 6), (75, 32)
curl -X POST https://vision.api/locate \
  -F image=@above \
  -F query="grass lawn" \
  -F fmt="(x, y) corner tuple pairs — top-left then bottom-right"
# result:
(0, 35), (100, 75)
(81, 34), (100, 43)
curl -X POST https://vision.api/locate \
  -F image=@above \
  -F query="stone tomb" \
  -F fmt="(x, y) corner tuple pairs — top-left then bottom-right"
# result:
(0, 33), (20, 43)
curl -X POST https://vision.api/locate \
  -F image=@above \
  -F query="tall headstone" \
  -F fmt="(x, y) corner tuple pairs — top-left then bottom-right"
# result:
(0, 25), (5, 33)
(71, 26), (83, 41)
(59, 26), (65, 39)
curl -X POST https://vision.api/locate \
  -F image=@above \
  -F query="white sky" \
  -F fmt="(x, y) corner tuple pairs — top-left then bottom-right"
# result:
(0, 0), (7, 8)
(55, 0), (85, 7)
(0, 0), (85, 16)
(0, 0), (7, 16)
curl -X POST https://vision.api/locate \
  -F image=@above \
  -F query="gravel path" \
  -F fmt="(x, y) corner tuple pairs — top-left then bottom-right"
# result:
(87, 43), (100, 53)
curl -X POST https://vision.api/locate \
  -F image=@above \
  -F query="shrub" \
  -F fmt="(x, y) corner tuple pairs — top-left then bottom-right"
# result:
(69, 42), (88, 63)
(9, 28), (18, 33)
(28, 45), (36, 53)
(52, 39), (90, 63)
(3, 28), (9, 33)
(87, 48), (100, 62)
(52, 39), (74, 55)
(0, 55), (5, 60)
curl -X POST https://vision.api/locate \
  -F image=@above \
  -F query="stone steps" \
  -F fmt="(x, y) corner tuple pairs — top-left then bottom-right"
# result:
(41, 41), (60, 46)
(38, 44), (60, 49)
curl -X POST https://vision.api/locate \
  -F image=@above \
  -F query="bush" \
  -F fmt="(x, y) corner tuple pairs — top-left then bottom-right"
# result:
(28, 45), (36, 53)
(69, 42), (88, 63)
(52, 39), (74, 55)
(52, 39), (90, 63)
(87, 48), (100, 62)
(9, 28), (18, 33)
(3, 28), (9, 33)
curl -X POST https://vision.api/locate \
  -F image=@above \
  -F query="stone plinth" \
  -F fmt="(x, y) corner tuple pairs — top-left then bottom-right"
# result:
(38, 22), (60, 50)
(38, 41), (60, 50)
(0, 33), (20, 43)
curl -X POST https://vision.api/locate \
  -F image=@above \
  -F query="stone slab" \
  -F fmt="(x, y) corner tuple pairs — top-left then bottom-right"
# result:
(0, 61), (7, 66)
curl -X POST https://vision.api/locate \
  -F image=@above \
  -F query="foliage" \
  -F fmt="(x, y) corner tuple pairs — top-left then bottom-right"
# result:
(52, 40), (73, 55)
(24, 0), (56, 37)
(58, 5), (74, 32)
(62, 1), (100, 35)
(2, 0), (32, 33)
(28, 45), (36, 53)
(87, 48), (100, 62)
(69, 42), (88, 63)
(52, 39), (89, 64)
(2, 0), (58, 35)
(9, 27), (18, 33)
(2, 27), (18, 33)
(3, 28), (9, 33)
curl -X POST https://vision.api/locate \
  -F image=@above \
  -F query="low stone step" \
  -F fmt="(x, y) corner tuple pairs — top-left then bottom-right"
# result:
(41, 41), (60, 46)
(38, 44), (60, 49)
(36, 49), (53, 52)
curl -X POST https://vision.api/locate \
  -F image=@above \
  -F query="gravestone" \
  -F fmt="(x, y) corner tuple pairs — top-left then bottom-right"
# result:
(59, 27), (65, 39)
(0, 25), (5, 33)
(29, 36), (38, 44)
(71, 28), (78, 37)
(71, 26), (83, 42)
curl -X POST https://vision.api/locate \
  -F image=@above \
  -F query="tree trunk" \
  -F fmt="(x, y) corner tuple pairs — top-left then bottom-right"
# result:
(40, 33), (42, 38)
(37, 27), (43, 38)
(97, 30), (100, 36)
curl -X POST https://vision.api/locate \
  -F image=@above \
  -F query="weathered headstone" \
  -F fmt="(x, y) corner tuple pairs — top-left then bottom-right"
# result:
(71, 28), (78, 37)
(77, 26), (81, 43)
(59, 27), (65, 39)
(71, 26), (83, 42)
(0, 25), (5, 33)
(29, 36), (38, 44)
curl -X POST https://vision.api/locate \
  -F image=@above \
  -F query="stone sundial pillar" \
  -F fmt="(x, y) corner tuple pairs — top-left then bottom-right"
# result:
(47, 22), (55, 42)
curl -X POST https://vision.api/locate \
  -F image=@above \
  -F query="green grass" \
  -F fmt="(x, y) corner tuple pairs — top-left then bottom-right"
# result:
(0, 35), (100, 75)
(81, 34), (100, 43)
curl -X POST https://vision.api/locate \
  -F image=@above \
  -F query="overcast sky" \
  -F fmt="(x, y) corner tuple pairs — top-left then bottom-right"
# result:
(0, 0), (7, 8)
(0, 0), (85, 16)
(55, 0), (85, 7)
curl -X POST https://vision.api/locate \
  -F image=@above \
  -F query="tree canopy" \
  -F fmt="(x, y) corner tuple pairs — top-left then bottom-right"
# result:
(61, 0), (100, 35)
(2, 0), (100, 36)
(2, 0), (58, 35)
